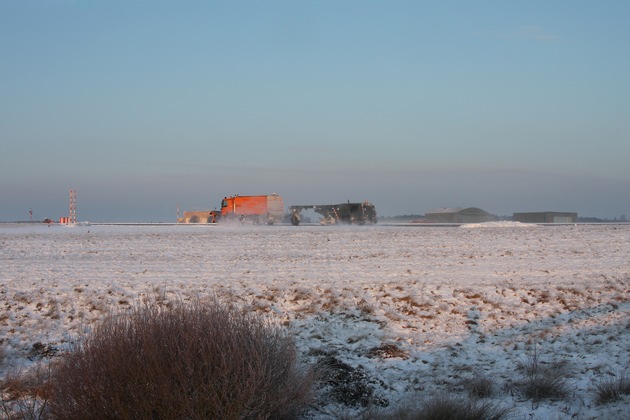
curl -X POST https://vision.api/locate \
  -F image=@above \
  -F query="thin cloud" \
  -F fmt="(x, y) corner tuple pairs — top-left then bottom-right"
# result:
(485, 25), (561, 42)
(515, 25), (561, 42)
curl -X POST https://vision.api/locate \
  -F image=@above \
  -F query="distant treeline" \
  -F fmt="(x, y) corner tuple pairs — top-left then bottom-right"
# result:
(577, 216), (628, 223)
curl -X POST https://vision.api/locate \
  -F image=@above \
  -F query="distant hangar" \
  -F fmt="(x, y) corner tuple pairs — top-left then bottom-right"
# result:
(424, 207), (495, 224)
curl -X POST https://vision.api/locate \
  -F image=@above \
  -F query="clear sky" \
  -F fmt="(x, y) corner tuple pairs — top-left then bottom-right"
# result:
(2, 1), (629, 222)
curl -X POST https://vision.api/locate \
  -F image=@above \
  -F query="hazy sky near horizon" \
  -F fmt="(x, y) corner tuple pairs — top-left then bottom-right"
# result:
(2, 1), (629, 222)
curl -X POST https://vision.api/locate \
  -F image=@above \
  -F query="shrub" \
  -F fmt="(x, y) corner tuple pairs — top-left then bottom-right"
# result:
(49, 298), (312, 419)
(0, 362), (52, 420)
(314, 355), (388, 408)
(594, 373), (630, 404)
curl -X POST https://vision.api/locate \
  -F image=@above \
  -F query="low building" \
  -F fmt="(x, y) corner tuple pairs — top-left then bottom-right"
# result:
(424, 207), (495, 224)
(513, 212), (577, 224)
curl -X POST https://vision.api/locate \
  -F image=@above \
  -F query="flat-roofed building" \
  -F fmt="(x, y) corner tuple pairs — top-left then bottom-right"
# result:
(513, 211), (577, 223)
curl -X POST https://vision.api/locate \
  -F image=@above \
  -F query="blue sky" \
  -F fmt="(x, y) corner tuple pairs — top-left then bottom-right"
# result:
(1, 1), (629, 221)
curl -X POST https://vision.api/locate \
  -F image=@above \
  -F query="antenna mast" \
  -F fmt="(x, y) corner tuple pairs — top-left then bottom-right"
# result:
(69, 189), (77, 224)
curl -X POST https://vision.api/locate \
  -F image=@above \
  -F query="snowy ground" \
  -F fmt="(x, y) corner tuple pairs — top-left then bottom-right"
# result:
(1, 222), (629, 418)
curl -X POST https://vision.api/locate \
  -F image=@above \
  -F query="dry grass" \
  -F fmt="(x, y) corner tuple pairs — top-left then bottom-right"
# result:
(594, 373), (630, 405)
(48, 298), (313, 419)
(461, 375), (496, 399)
(368, 395), (512, 420)
(516, 345), (568, 401)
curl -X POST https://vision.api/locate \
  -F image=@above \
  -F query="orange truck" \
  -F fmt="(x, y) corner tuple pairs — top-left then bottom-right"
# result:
(214, 194), (284, 224)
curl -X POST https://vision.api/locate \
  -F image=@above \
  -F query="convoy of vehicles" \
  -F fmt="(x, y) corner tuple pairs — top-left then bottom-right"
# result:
(181, 194), (377, 225)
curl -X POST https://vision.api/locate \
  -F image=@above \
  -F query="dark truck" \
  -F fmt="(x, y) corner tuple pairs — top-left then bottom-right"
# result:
(289, 201), (377, 226)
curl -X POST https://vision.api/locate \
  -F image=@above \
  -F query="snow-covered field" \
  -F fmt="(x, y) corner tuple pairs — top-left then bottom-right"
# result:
(1, 222), (629, 418)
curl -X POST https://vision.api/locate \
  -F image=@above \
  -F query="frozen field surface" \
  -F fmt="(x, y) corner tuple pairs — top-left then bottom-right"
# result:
(1, 222), (629, 418)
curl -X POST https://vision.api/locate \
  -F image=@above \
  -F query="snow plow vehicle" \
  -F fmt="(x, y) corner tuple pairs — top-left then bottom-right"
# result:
(212, 194), (284, 225)
(289, 201), (377, 226)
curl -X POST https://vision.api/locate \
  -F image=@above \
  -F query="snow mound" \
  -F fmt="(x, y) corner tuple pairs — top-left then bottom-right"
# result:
(460, 221), (535, 228)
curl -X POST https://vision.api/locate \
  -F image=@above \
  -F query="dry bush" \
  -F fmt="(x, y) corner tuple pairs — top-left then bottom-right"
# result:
(0, 362), (53, 420)
(49, 298), (313, 419)
(594, 373), (630, 404)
